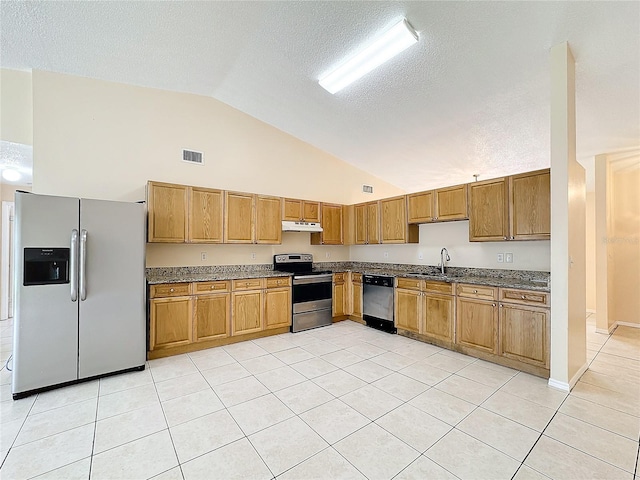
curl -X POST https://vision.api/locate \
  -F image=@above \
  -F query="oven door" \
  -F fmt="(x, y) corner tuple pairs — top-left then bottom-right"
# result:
(292, 275), (332, 304)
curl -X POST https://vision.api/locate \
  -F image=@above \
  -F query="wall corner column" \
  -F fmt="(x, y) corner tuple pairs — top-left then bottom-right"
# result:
(549, 42), (587, 391)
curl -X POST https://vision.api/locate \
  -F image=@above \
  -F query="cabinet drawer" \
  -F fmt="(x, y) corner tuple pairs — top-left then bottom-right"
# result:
(150, 283), (191, 298)
(266, 277), (291, 288)
(500, 288), (549, 307)
(193, 281), (230, 294)
(352, 273), (363, 283)
(425, 281), (453, 295)
(396, 278), (423, 291)
(333, 273), (345, 283)
(232, 278), (265, 291)
(457, 284), (497, 300)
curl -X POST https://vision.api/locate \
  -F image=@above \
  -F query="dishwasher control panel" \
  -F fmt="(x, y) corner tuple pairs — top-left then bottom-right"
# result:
(363, 275), (394, 287)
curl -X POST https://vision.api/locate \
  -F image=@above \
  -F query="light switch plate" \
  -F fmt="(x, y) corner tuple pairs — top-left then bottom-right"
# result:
(201, 252), (207, 261)
(497, 253), (504, 263)
(505, 253), (513, 263)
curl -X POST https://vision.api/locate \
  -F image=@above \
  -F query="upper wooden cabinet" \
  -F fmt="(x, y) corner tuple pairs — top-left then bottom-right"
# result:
(380, 196), (418, 244)
(468, 169), (550, 242)
(407, 185), (467, 224)
(311, 203), (343, 245)
(224, 192), (282, 244)
(282, 199), (321, 222)
(510, 170), (550, 240)
(189, 186), (224, 243)
(256, 195), (282, 244)
(354, 201), (380, 245)
(147, 182), (188, 243)
(224, 191), (255, 243)
(468, 178), (509, 241)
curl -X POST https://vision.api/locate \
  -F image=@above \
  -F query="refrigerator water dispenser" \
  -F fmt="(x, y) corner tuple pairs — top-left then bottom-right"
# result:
(23, 248), (70, 286)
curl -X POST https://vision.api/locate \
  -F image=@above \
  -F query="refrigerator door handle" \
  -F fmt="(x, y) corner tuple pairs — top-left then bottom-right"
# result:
(79, 229), (88, 301)
(70, 229), (79, 302)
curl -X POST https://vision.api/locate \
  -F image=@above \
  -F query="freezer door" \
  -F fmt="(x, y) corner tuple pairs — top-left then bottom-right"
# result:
(77, 199), (146, 378)
(12, 193), (80, 395)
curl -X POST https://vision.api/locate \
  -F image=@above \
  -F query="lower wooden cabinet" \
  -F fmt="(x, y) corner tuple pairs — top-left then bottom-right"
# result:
(264, 287), (291, 329)
(456, 297), (498, 354)
(232, 290), (263, 336)
(351, 274), (363, 319)
(150, 296), (193, 350)
(424, 293), (454, 342)
(194, 293), (230, 341)
(333, 273), (346, 317)
(395, 288), (421, 333)
(499, 302), (549, 368)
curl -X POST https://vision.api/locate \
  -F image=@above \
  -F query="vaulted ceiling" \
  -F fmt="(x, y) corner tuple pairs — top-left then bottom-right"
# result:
(1, 1), (638, 192)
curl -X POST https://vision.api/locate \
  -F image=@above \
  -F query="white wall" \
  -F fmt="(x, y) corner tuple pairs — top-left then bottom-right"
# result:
(350, 221), (550, 271)
(585, 192), (596, 311)
(0, 69), (32, 145)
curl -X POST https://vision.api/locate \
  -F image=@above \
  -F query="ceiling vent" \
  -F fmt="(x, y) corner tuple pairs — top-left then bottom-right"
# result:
(362, 184), (374, 194)
(182, 149), (204, 165)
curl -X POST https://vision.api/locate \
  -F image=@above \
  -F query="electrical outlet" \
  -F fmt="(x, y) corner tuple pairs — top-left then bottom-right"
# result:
(251, 252), (256, 260)
(201, 252), (207, 261)
(505, 253), (513, 263)
(325, 252), (331, 258)
(497, 253), (504, 263)
(383, 252), (389, 259)
(418, 252), (424, 260)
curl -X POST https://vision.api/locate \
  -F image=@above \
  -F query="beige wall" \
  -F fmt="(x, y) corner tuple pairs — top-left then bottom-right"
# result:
(350, 221), (550, 271)
(0, 69), (33, 145)
(610, 164), (640, 325)
(585, 192), (596, 311)
(549, 42), (586, 389)
(32, 71), (403, 204)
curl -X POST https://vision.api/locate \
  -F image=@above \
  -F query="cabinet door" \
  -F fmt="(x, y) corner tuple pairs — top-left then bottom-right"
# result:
(354, 204), (368, 244)
(194, 293), (230, 341)
(256, 195), (282, 244)
(510, 169), (550, 240)
(302, 201), (321, 222)
(434, 185), (468, 221)
(232, 290), (263, 335)
(500, 303), (549, 367)
(264, 287), (291, 329)
(333, 281), (345, 317)
(147, 182), (188, 243)
(352, 281), (363, 318)
(424, 293), (454, 342)
(320, 204), (344, 245)
(468, 179), (508, 241)
(224, 192), (255, 243)
(395, 289), (421, 333)
(283, 198), (302, 221)
(150, 296), (192, 350)
(189, 187), (224, 243)
(456, 298), (498, 353)
(407, 191), (434, 223)
(381, 196), (413, 243)
(367, 202), (380, 244)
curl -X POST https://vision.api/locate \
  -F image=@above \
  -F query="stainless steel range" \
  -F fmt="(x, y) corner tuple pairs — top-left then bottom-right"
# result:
(273, 254), (333, 333)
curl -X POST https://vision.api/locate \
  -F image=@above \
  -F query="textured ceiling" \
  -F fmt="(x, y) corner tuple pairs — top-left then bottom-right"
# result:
(1, 1), (638, 192)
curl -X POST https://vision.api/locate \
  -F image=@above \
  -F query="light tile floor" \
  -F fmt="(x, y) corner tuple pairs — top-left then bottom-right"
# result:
(0, 313), (638, 480)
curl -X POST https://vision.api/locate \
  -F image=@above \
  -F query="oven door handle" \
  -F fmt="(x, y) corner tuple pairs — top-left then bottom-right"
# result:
(293, 275), (333, 285)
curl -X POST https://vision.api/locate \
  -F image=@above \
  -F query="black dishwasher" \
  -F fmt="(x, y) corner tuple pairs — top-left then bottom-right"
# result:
(363, 274), (396, 333)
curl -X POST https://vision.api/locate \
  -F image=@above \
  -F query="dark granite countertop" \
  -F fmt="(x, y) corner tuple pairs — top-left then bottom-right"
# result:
(147, 262), (550, 292)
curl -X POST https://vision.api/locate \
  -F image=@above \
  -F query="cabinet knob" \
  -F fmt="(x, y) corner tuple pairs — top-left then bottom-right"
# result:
(211, 285), (215, 289)
(492, 303), (496, 307)
(511, 236), (515, 240)
(504, 236), (507, 240)
(499, 304), (503, 308)
(521, 295), (525, 299)
(169, 288), (174, 292)
(473, 289), (478, 294)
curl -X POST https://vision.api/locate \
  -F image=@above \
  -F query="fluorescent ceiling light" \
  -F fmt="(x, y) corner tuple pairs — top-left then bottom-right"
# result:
(2, 169), (21, 182)
(319, 18), (419, 94)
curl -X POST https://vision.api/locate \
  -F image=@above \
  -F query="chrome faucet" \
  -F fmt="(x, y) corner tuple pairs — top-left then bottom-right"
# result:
(439, 247), (450, 275)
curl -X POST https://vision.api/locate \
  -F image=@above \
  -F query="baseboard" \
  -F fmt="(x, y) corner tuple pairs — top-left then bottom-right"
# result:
(548, 361), (588, 393)
(615, 321), (640, 329)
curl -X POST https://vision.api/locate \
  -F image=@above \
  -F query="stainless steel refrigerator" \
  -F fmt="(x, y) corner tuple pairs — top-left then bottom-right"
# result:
(12, 192), (146, 399)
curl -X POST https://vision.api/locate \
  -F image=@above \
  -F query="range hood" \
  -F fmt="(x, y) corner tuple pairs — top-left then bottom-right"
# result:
(282, 221), (323, 232)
